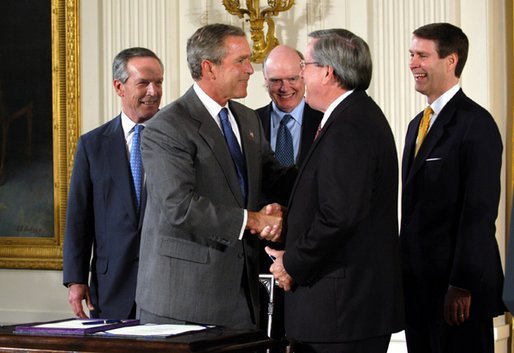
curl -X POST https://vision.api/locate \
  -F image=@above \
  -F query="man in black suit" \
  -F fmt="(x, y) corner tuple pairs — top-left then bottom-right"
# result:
(400, 23), (504, 353)
(63, 47), (164, 319)
(266, 29), (404, 353)
(256, 45), (322, 344)
(256, 45), (322, 168)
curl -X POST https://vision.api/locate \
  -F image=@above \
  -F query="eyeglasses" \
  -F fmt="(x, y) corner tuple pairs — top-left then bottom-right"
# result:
(266, 75), (301, 88)
(300, 60), (321, 70)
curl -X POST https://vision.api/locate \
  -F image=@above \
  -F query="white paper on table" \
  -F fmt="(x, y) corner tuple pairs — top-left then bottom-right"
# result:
(102, 323), (210, 337)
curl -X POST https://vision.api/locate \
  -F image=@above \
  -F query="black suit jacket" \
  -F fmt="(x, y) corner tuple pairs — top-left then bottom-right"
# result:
(63, 116), (143, 319)
(400, 89), (505, 326)
(282, 90), (404, 342)
(256, 102), (322, 168)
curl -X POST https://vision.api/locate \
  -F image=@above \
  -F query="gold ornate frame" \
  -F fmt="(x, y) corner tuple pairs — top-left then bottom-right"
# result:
(0, 0), (80, 269)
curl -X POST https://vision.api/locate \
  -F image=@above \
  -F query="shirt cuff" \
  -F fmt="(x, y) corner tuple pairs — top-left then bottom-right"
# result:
(238, 210), (247, 240)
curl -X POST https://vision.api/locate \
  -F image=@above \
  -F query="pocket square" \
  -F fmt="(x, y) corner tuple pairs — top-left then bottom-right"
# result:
(425, 157), (442, 162)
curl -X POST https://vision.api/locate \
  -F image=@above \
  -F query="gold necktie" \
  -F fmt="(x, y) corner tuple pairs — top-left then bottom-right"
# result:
(415, 106), (433, 156)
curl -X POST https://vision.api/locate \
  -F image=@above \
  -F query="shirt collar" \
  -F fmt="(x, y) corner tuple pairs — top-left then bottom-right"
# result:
(320, 90), (354, 129)
(429, 84), (460, 115)
(271, 99), (306, 128)
(193, 82), (227, 117)
(121, 111), (140, 139)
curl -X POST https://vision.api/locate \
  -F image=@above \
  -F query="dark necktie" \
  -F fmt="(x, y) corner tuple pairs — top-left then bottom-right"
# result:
(314, 123), (322, 140)
(219, 108), (247, 203)
(275, 114), (294, 166)
(130, 124), (144, 210)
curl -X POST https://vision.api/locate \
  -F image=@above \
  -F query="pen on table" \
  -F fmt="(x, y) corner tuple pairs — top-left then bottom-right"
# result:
(82, 319), (122, 325)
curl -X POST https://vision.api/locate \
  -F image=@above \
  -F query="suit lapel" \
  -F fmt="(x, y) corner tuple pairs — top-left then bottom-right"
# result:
(231, 102), (260, 207)
(103, 116), (139, 220)
(287, 91), (362, 210)
(402, 113), (422, 183)
(299, 104), (322, 165)
(185, 89), (245, 207)
(404, 90), (462, 186)
(261, 103), (272, 140)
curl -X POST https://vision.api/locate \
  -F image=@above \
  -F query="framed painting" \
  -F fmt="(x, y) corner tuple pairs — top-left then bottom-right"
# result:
(0, 0), (80, 269)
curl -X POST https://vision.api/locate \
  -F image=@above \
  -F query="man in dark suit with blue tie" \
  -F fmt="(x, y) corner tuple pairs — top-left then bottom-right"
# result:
(63, 47), (164, 319)
(400, 23), (504, 353)
(256, 45), (323, 343)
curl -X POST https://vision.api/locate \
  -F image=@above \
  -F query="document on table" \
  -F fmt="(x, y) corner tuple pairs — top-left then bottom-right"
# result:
(102, 323), (210, 337)
(15, 318), (139, 335)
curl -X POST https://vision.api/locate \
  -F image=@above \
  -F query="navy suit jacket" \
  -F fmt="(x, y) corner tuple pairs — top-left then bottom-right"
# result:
(63, 115), (143, 319)
(256, 102), (322, 168)
(401, 89), (505, 326)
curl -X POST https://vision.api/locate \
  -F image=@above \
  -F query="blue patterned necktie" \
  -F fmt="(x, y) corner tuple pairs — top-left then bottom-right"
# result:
(130, 124), (144, 210)
(219, 108), (247, 203)
(275, 114), (295, 166)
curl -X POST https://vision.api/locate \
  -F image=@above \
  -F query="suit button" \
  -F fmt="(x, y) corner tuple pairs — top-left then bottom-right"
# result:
(238, 252), (244, 259)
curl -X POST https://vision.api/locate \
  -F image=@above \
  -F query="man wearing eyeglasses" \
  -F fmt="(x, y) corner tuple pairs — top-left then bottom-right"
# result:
(255, 45), (323, 345)
(256, 45), (322, 168)
(266, 30), (404, 353)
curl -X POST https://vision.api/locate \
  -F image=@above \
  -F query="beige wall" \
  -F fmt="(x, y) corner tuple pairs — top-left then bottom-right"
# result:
(0, 0), (511, 351)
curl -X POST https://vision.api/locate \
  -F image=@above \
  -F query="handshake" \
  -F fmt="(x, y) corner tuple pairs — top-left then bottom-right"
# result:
(246, 203), (285, 242)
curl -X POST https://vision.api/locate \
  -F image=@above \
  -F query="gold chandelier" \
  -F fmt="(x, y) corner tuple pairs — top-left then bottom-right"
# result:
(222, 0), (295, 64)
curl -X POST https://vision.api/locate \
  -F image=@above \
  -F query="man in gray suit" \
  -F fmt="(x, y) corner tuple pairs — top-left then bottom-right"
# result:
(136, 23), (295, 329)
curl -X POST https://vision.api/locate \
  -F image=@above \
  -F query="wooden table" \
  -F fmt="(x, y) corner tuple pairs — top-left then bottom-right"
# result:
(0, 324), (276, 353)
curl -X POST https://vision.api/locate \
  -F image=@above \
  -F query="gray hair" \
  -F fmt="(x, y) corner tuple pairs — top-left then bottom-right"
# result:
(186, 23), (246, 81)
(308, 29), (372, 90)
(112, 47), (163, 83)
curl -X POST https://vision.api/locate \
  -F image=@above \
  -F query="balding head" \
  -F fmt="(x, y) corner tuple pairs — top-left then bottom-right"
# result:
(262, 45), (305, 113)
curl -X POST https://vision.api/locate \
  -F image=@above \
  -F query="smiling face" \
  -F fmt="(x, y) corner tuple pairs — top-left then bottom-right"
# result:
(302, 39), (328, 112)
(209, 35), (254, 105)
(409, 36), (458, 104)
(114, 56), (163, 123)
(263, 46), (305, 113)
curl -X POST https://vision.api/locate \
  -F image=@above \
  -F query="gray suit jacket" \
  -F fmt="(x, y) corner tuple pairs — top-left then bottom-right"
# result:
(136, 87), (294, 328)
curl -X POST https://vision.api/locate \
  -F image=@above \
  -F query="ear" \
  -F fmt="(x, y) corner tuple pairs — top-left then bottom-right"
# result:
(201, 60), (216, 80)
(447, 53), (458, 73)
(113, 79), (124, 97)
(322, 65), (335, 85)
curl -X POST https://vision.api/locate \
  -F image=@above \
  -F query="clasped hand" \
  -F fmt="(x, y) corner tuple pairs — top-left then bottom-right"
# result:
(265, 247), (294, 291)
(246, 203), (284, 242)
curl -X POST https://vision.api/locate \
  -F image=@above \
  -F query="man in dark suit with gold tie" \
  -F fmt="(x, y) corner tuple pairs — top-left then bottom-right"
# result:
(400, 23), (504, 353)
